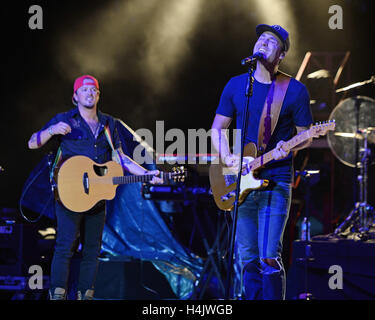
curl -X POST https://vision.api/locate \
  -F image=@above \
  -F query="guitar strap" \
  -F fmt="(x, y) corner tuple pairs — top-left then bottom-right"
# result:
(257, 71), (291, 155)
(49, 147), (62, 189)
(104, 123), (126, 170)
(104, 123), (115, 151)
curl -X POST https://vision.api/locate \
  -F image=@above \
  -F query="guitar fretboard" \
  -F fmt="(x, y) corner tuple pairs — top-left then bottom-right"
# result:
(249, 129), (311, 171)
(112, 172), (174, 185)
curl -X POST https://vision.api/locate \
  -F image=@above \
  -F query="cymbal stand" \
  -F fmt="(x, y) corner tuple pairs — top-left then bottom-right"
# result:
(357, 128), (375, 233)
(334, 128), (375, 236)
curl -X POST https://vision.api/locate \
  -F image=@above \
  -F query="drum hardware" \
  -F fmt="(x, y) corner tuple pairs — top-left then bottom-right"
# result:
(333, 126), (375, 235)
(328, 78), (375, 236)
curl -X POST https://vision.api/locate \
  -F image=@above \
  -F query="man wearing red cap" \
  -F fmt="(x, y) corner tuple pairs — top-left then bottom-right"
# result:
(28, 75), (162, 300)
(211, 25), (314, 299)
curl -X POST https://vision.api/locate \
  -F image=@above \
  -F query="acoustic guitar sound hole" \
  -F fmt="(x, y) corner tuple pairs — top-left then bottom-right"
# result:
(93, 164), (108, 176)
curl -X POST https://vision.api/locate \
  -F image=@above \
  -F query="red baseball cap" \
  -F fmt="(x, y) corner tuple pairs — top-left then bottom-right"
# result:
(73, 75), (99, 93)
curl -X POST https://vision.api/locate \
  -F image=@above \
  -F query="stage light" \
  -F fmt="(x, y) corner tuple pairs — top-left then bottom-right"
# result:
(55, 0), (203, 96)
(142, 0), (203, 93)
(55, 0), (159, 80)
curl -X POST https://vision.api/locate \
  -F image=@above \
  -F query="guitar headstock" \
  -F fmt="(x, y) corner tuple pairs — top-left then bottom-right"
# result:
(170, 166), (187, 182)
(310, 120), (336, 137)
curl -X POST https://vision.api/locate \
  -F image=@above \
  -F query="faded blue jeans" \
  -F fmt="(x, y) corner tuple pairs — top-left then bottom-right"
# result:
(50, 201), (106, 296)
(235, 181), (291, 300)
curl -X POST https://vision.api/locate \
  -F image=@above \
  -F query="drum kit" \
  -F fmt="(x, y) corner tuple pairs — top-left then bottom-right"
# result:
(327, 76), (375, 237)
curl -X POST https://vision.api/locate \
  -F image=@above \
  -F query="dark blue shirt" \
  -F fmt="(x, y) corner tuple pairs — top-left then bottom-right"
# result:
(42, 107), (121, 164)
(216, 73), (313, 183)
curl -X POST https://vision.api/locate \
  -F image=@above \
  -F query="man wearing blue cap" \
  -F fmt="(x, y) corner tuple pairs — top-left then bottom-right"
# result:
(211, 24), (313, 299)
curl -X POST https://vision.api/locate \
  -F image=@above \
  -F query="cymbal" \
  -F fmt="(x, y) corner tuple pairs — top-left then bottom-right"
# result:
(334, 132), (375, 144)
(327, 96), (375, 167)
(334, 132), (363, 139)
(335, 76), (375, 93)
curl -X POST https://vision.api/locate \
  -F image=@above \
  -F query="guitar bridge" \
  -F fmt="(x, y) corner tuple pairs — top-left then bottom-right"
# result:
(83, 172), (89, 194)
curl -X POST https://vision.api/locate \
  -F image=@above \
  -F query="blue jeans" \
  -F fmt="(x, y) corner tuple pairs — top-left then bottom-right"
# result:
(235, 181), (291, 300)
(50, 202), (106, 295)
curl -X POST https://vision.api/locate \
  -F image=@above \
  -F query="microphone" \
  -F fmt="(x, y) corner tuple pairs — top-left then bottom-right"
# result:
(241, 52), (265, 65)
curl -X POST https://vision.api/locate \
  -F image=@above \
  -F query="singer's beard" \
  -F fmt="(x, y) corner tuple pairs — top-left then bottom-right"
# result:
(79, 101), (97, 111)
(82, 97), (97, 109)
(259, 57), (281, 78)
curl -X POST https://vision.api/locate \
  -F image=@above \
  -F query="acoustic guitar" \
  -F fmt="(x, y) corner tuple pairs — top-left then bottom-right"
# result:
(209, 121), (335, 211)
(55, 155), (185, 212)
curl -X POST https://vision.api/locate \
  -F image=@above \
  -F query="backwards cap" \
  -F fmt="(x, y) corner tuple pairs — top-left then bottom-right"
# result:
(73, 75), (99, 93)
(72, 75), (99, 105)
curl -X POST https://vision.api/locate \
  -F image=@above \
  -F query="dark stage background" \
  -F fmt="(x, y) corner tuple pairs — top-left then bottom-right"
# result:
(1, 0), (375, 299)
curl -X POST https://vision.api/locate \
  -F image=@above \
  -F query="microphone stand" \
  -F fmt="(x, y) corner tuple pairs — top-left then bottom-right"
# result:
(225, 60), (256, 299)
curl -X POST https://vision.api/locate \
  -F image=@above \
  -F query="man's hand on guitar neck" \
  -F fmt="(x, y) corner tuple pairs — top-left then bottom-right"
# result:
(146, 170), (163, 184)
(273, 141), (290, 160)
(223, 140), (291, 173)
(112, 149), (163, 184)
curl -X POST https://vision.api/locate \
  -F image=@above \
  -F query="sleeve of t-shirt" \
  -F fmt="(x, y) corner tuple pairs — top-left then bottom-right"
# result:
(292, 83), (314, 127)
(216, 79), (236, 118)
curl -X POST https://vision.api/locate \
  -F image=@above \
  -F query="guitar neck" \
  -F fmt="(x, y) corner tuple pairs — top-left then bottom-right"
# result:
(250, 129), (311, 171)
(112, 172), (171, 185)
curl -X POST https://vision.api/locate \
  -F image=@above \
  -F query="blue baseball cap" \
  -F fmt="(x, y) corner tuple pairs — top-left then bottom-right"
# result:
(256, 24), (290, 52)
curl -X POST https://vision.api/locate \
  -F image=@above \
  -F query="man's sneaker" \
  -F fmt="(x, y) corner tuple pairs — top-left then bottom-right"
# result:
(49, 287), (66, 300)
(77, 289), (94, 300)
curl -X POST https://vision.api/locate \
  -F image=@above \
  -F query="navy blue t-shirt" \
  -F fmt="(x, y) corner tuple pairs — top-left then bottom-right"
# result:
(216, 73), (313, 183)
(42, 107), (121, 164)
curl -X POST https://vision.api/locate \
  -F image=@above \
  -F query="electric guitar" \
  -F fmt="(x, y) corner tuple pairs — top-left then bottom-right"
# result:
(209, 121), (335, 211)
(55, 155), (185, 212)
